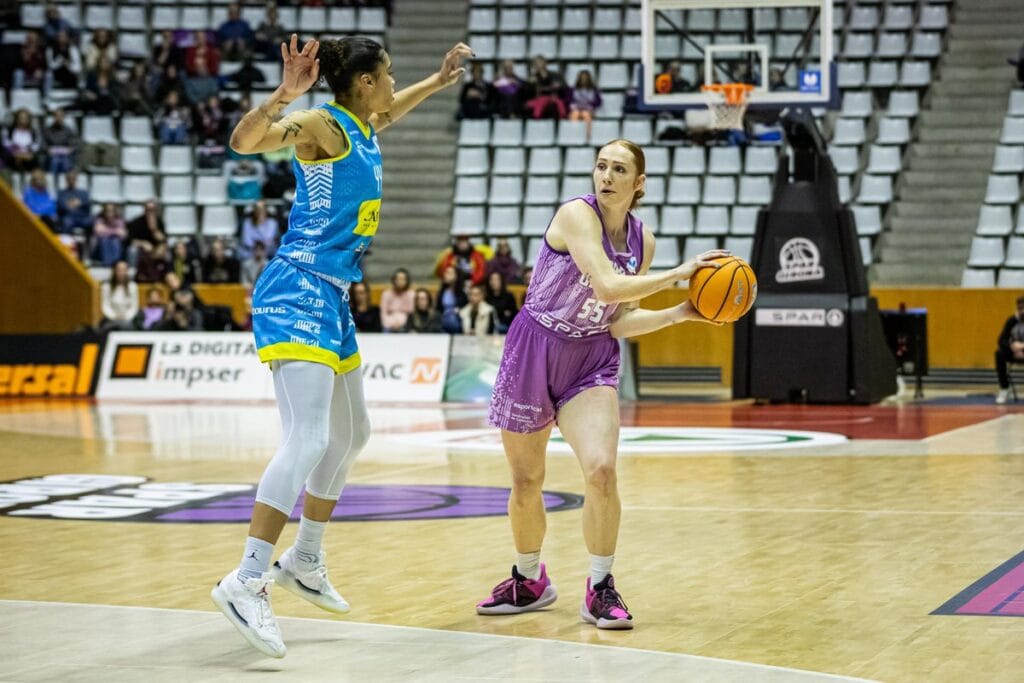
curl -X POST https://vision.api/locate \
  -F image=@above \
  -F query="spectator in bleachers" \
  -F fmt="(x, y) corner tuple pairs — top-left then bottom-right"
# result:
(84, 29), (118, 74)
(568, 70), (603, 138)
(493, 59), (526, 118)
(457, 62), (495, 120)
(226, 55), (268, 92)
(42, 108), (79, 176)
(56, 168), (91, 236)
(239, 200), (280, 258)
(437, 264), (467, 333)
(995, 295), (1024, 404)
(197, 136), (228, 171)
(655, 60), (692, 94)
(157, 91), (192, 145)
(525, 56), (567, 120)
(261, 145), (297, 199)
(350, 281), (382, 333)
(226, 158), (265, 201)
(485, 237), (522, 285)
(4, 109), (41, 173)
(152, 30), (185, 74)
(185, 31), (221, 78)
(134, 286), (168, 331)
(202, 237), (242, 284)
(521, 265), (533, 290)
(22, 168), (57, 230)
(218, 3), (255, 61)
(485, 271), (517, 334)
(196, 95), (228, 143)
(184, 62), (221, 107)
(80, 57), (121, 115)
(254, 5), (290, 62)
(157, 288), (205, 332)
(459, 284), (496, 337)
(14, 31), (48, 91)
(241, 240), (269, 286)
(380, 268), (415, 332)
(121, 61), (155, 116)
(135, 241), (170, 284)
(171, 240), (202, 286)
(91, 202), (128, 266)
(154, 63), (187, 106)
(126, 199), (167, 264)
(435, 234), (488, 286)
(404, 288), (443, 333)
(42, 3), (78, 47)
(99, 260), (139, 332)
(46, 30), (82, 90)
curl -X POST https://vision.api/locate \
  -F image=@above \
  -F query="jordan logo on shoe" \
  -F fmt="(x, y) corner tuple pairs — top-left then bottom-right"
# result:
(247, 551), (259, 560)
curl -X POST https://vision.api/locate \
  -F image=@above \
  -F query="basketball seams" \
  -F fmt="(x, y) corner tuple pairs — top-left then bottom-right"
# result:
(693, 256), (738, 312)
(710, 263), (742, 322)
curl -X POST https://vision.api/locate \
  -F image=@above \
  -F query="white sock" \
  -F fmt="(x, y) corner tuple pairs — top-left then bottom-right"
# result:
(293, 516), (328, 565)
(517, 551), (541, 580)
(238, 537), (274, 581)
(590, 554), (614, 586)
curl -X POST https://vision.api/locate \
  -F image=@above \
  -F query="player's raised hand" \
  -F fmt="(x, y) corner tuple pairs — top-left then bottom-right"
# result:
(674, 249), (732, 282)
(280, 34), (320, 98)
(436, 43), (474, 87)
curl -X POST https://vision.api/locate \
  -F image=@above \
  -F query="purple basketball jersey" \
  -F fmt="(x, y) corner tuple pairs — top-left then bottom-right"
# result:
(523, 195), (645, 339)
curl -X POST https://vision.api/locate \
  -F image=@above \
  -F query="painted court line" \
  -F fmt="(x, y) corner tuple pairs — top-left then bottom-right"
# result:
(624, 505), (1024, 517)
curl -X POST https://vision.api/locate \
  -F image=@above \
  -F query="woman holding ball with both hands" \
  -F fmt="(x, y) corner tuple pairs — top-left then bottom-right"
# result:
(477, 138), (728, 629)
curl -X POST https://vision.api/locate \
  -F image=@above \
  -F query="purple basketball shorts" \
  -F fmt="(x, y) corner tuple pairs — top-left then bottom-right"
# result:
(488, 312), (620, 434)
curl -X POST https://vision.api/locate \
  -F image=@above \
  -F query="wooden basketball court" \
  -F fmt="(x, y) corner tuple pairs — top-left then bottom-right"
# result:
(1, 395), (1022, 681)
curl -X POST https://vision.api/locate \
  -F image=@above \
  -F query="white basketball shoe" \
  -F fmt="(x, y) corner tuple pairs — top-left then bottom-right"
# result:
(270, 547), (351, 614)
(211, 570), (287, 658)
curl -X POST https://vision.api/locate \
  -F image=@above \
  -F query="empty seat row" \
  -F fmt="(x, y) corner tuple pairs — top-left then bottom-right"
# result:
(841, 90), (920, 119)
(966, 236), (1024, 268)
(837, 60), (932, 89)
(455, 175), (774, 207)
(985, 175), (1024, 205)
(961, 268), (1024, 288)
(455, 145), (780, 177)
(840, 31), (943, 59)
(832, 117), (911, 146)
(976, 204), (1024, 236)
(87, 174), (229, 206)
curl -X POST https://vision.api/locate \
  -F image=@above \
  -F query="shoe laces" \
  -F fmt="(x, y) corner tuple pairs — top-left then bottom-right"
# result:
(246, 578), (276, 627)
(492, 576), (521, 604)
(595, 585), (629, 615)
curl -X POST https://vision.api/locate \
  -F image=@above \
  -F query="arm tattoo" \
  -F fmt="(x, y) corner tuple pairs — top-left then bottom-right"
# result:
(316, 110), (345, 138)
(280, 121), (303, 142)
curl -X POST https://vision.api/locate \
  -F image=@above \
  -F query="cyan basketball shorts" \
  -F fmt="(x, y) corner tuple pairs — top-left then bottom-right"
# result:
(252, 258), (360, 374)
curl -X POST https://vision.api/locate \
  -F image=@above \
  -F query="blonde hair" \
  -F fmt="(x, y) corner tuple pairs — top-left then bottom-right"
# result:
(599, 139), (646, 209)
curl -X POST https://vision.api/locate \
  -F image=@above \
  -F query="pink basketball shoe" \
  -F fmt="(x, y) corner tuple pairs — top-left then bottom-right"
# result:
(581, 574), (633, 629)
(476, 564), (558, 615)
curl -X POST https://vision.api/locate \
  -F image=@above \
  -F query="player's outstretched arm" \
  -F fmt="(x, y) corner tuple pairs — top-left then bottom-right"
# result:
(608, 231), (720, 338)
(553, 200), (729, 304)
(230, 35), (323, 155)
(370, 43), (472, 131)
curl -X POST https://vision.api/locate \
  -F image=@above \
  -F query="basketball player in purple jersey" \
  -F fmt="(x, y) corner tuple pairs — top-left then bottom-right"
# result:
(477, 139), (727, 629)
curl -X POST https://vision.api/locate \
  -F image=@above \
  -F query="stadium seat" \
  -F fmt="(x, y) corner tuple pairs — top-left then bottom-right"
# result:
(591, 34), (619, 60)
(525, 176), (559, 205)
(563, 147), (593, 175)
(1009, 91), (1024, 118)
(159, 176), (193, 205)
(632, 206), (659, 234)
(528, 35), (558, 59)
(977, 205), (1013, 236)
(967, 237), (1005, 267)
(683, 236), (719, 261)
(866, 145), (902, 174)
(492, 119), (523, 147)
(1005, 237), (1024, 268)
(164, 206), (198, 236)
(708, 147), (742, 175)
(521, 120), (553, 148)
(470, 35), (496, 60)
(887, 90), (920, 118)
(724, 236), (754, 262)
(459, 120), (490, 147)
(876, 117), (911, 145)
(731, 206), (759, 235)
(859, 237), (874, 266)
(451, 206), (485, 236)
(181, 6), (209, 30)
(195, 176), (228, 206)
(851, 205), (882, 236)
(738, 176), (772, 205)
(1001, 117), (1024, 145)
(993, 146), (1024, 174)
(910, 32), (942, 59)
(848, 6), (880, 31)
(456, 147), (489, 176)
(621, 120), (653, 146)
(644, 176), (666, 205)
(520, 206), (553, 236)
(985, 175), (1021, 204)
(876, 32), (908, 58)
(525, 237), (544, 266)
(838, 61), (866, 89)
(867, 61), (899, 88)
(650, 237), (681, 268)
(84, 4), (113, 29)
(830, 146), (861, 175)
(122, 174), (155, 204)
(673, 147), (706, 175)
(646, 147), (670, 176)
(201, 205), (238, 237)
(918, 6), (949, 31)
(151, 6), (179, 30)
(998, 268), (1024, 288)
(357, 7), (387, 32)
(90, 174), (123, 204)
(883, 5), (914, 30)
(857, 175), (893, 204)
(120, 146), (154, 174)
(328, 7), (357, 29)
(702, 176), (736, 205)
(961, 268), (996, 288)
(832, 118), (866, 146)
(10, 88), (43, 115)
(900, 61), (932, 88)
(559, 35), (589, 60)
(745, 147), (778, 175)
(597, 63), (630, 90)
(838, 175), (853, 204)
(843, 33), (875, 59)
(159, 146), (193, 175)
(556, 120), (587, 147)
(121, 117), (155, 146)
(559, 176), (591, 202)
(841, 91), (873, 119)
(695, 206), (730, 235)
(667, 176), (702, 205)
(590, 120), (621, 145)
(488, 176), (523, 206)
(492, 148), (525, 176)
(497, 35), (527, 60)
(661, 206), (695, 235)
(486, 206), (521, 237)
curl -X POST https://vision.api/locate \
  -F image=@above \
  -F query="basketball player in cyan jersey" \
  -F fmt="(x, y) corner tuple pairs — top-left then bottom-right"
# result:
(211, 35), (471, 657)
(477, 140), (727, 629)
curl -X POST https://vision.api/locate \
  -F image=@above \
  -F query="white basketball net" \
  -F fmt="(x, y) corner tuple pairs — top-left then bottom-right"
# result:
(704, 92), (749, 130)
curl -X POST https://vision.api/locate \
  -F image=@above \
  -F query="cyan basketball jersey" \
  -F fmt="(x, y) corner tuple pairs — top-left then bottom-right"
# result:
(275, 101), (383, 286)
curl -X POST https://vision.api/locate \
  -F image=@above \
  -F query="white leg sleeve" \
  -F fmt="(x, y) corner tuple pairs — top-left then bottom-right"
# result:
(254, 360), (335, 515)
(305, 367), (371, 501)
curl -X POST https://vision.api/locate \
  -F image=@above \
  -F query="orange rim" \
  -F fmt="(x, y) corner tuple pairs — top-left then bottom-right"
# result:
(701, 83), (755, 106)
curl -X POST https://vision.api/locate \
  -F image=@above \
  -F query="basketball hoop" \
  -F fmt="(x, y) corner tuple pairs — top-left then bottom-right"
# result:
(701, 83), (755, 131)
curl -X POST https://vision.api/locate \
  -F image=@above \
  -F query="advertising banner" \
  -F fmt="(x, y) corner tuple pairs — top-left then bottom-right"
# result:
(0, 332), (102, 397)
(95, 332), (450, 402)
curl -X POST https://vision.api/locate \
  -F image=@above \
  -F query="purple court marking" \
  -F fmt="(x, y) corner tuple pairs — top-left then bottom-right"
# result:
(156, 484), (582, 523)
(933, 549), (1024, 617)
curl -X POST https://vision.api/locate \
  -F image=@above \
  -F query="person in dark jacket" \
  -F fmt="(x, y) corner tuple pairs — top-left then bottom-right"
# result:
(996, 295), (1024, 404)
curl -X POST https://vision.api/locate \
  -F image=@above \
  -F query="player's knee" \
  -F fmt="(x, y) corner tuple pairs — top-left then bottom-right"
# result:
(510, 469), (545, 494)
(584, 461), (617, 496)
(292, 423), (331, 469)
(351, 415), (371, 454)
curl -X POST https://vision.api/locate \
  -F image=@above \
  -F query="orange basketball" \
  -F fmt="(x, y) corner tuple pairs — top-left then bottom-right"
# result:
(688, 256), (758, 323)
